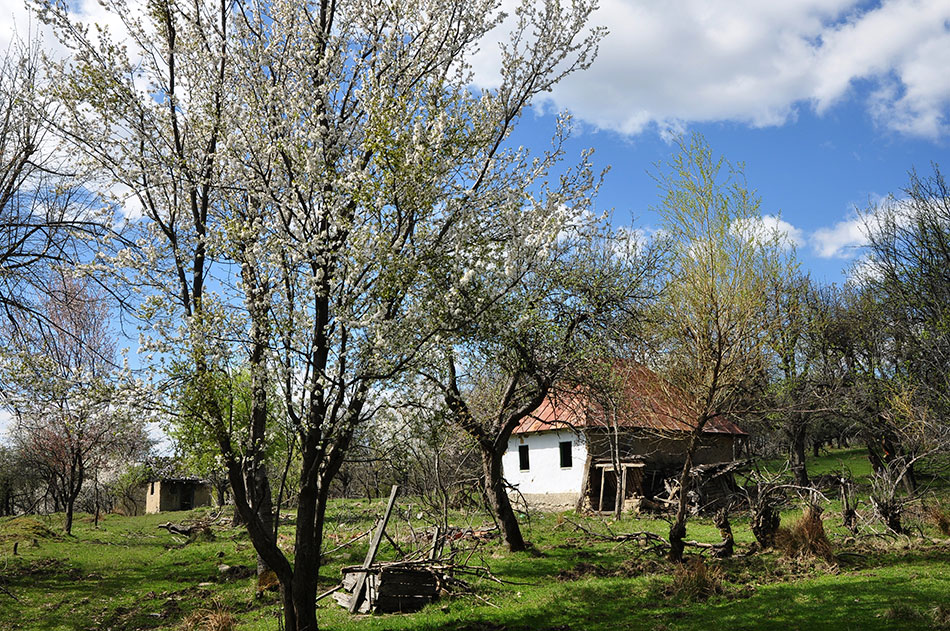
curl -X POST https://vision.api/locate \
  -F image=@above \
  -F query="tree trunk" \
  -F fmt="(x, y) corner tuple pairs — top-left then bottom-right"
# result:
(481, 446), (526, 552)
(64, 499), (75, 536)
(712, 509), (734, 558)
(751, 500), (781, 548)
(840, 481), (857, 534)
(63, 462), (83, 536)
(251, 466), (274, 576)
(668, 434), (697, 563)
(865, 439), (886, 474)
(789, 422), (809, 486)
(285, 469), (322, 631)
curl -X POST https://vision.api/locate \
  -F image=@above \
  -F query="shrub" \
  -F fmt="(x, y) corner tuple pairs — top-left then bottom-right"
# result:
(925, 504), (950, 536)
(880, 603), (923, 622)
(775, 506), (834, 562)
(667, 558), (725, 602)
(931, 603), (950, 629)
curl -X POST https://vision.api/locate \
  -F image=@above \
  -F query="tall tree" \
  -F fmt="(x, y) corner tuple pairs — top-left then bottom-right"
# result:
(40, 0), (604, 627)
(0, 39), (110, 327)
(654, 134), (787, 562)
(762, 272), (842, 485)
(861, 165), (950, 426)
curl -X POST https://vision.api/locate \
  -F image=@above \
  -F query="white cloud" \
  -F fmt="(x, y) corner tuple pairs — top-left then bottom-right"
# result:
(1, 0), (146, 64)
(733, 214), (807, 250)
(728, 208), (873, 260)
(811, 213), (869, 258)
(9, 0), (949, 139)
(0, 407), (12, 443)
(761, 214), (807, 248)
(846, 256), (883, 284)
(503, 0), (950, 139)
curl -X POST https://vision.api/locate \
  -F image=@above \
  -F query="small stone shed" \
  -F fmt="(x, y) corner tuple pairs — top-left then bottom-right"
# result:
(503, 362), (748, 512)
(145, 478), (213, 513)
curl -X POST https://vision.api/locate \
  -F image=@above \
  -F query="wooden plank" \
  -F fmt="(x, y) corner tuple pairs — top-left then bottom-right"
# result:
(598, 467), (606, 511)
(619, 463), (627, 507)
(380, 568), (436, 581)
(341, 573), (361, 591)
(377, 575), (437, 588)
(348, 485), (400, 613)
(377, 582), (439, 597)
(316, 584), (343, 603)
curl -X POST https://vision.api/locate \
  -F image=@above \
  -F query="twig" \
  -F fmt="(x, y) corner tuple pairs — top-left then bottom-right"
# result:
(383, 531), (406, 557)
(315, 584), (343, 602)
(0, 583), (19, 603)
(321, 528), (371, 558)
(470, 591), (500, 609)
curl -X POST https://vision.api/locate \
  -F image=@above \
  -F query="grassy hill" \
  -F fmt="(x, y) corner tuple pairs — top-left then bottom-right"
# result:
(1, 448), (948, 631)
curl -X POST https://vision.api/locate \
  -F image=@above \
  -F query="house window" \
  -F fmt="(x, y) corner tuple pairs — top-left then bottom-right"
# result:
(559, 441), (572, 468)
(150, 482), (155, 495)
(518, 444), (530, 471)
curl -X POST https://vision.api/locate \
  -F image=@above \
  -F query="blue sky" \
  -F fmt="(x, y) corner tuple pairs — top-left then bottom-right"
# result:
(515, 101), (947, 285)
(3, 0), (948, 285)
(472, 0), (950, 285)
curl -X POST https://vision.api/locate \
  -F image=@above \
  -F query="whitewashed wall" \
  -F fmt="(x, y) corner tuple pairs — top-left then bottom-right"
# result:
(502, 430), (587, 495)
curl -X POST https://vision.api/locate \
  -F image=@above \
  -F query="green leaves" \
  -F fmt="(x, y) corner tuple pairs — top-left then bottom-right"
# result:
(654, 133), (792, 421)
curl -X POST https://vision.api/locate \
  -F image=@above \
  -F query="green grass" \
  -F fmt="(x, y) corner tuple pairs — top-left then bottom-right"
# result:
(758, 446), (874, 483)
(1, 450), (948, 630)
(805, 447), (875, 480)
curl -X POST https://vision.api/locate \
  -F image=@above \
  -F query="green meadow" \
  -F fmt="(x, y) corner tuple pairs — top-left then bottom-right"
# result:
(2, 448), (949, 631)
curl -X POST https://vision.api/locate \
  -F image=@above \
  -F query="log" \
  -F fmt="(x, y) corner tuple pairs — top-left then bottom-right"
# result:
(157, 522), (196, 537)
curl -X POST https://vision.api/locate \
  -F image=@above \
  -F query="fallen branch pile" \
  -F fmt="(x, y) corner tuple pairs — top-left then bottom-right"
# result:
(330, 485), (509, 614)
(156, 511), (226, 541)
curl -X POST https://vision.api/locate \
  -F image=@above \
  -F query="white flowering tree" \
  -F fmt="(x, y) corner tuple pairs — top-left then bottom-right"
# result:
(39, 0), (605, 627)
(0, 274), (146, 534)
(0, 39), (114, 328)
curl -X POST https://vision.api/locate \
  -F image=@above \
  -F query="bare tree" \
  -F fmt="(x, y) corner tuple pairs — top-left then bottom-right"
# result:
(0, 38), (110, 328)
(866, 385), (950, 534)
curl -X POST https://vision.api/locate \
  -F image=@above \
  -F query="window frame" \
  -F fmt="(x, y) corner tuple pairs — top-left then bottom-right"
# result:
(559, 440), (573, 468)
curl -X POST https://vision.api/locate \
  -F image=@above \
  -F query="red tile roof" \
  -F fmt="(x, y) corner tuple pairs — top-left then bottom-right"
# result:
(512, 363), (746, 437)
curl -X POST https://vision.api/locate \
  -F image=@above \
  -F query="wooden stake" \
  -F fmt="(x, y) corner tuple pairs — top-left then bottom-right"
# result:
(428, 526), (442, 561)
(598, 468), (606, 512)
(348, 484), (400, 613)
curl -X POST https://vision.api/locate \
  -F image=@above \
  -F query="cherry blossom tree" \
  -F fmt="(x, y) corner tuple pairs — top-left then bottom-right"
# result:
(0, 38), (112, 329)
(39, 0), (606, 627)
(425, 223), (662, 551)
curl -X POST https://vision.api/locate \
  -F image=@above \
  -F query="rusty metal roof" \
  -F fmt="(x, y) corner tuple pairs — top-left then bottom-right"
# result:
(512, 363), (747, 437)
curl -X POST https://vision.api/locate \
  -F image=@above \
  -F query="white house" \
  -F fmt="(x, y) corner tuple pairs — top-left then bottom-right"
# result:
(502, 363), (747, 512)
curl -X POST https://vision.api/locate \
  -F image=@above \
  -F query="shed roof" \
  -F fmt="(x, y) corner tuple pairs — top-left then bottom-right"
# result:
(513, 363), (746, 437)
